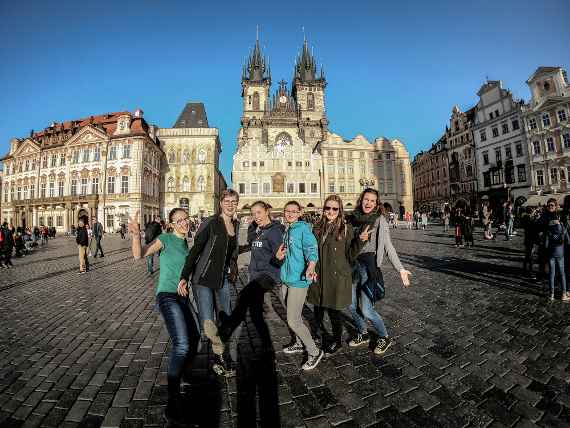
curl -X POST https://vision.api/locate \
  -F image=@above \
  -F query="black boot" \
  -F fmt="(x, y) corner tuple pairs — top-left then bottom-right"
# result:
(164, 377), (190, 427)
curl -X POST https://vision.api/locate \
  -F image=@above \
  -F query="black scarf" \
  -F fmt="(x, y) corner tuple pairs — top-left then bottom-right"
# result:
(349, 210), (380, 231)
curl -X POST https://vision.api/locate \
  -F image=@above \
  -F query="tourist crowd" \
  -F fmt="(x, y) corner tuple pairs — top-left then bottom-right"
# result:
(0, 224), (53, 268)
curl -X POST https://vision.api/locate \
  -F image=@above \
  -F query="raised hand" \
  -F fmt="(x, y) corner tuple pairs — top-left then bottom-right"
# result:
(359, 225), (371, 242)
(128, 210), (140, 235)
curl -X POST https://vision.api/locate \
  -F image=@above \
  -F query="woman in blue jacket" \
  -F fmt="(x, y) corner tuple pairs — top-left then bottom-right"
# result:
(276, 201), (323, 370)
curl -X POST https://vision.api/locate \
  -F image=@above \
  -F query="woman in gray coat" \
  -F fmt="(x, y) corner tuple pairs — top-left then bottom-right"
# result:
(347, 188), (412, 355)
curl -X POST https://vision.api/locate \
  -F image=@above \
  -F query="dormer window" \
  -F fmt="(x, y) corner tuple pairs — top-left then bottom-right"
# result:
(544, 81), (551, 91)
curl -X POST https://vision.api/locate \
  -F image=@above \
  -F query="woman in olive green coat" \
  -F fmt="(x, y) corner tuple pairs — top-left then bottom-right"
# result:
(308, 194), (370, 354)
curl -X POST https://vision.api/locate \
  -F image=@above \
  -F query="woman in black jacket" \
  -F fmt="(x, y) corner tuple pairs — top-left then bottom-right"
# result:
(178, 189), (240, 365)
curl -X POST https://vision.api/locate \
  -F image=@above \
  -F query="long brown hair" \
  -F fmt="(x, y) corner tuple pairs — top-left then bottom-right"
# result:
(316, 194), (347, 241)
(355, 188), (384, 215)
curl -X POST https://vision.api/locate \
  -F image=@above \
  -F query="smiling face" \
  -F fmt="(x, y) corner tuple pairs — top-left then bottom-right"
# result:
(251, 204), (270, 225)
(220, 195), (239, 218)
(171, 210), (190, 235)
(323, 200), (340, 222)
(284, 203), (302, 224)
(361, 191), (378, 214)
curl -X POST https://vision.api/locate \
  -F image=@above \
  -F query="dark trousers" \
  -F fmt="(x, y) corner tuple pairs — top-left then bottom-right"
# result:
(157, 292), (200, 396)
(3, 248), (13, 266)
(523, 243), (534, 273)
(314, 306), (344, 345)
(94, 237), (104, 257)
(219, 275), (274, 346)
(455, 234), (463, 246)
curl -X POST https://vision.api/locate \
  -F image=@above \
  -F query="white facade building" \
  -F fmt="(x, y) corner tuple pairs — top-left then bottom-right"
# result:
(473, 80), (530, 208)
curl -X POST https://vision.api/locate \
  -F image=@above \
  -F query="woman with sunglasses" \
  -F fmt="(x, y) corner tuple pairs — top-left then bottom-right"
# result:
(347, 188), (412, 355)
(129, 207), (198, 427)
(307, 195), (370, 354)
(178, 189), (240, 371)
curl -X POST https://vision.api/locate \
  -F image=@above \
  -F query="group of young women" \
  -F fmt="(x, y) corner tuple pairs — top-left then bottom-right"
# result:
(128, 188), (411, 426)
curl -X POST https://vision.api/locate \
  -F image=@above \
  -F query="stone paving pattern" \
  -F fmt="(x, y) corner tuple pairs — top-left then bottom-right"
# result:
(0, 227), (569, 427)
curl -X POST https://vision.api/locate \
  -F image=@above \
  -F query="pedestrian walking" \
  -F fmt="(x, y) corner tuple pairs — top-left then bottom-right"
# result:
(76, 217), (90, 274)
(421, 212), (428, 230)
(521, 206), (537, 278)
(347, 188), (412, 355)
(145, 216), (163, 275)
(543, 199), (570, 302)
(178, 189), (240, 374)
(0, 222), (14, 268)
(92, 216), (105, 257)
(454, 209), (465, 248)
(129, 208), (199, 426)
(443, 211), (450, 233)
(275, 200), (323, 370)
(119, 223), (126, 239)
(219, 201), (284, 349)
(307, 195), (368, 354)
(463, 211), (475, 248)
(505, 203), (514, 240)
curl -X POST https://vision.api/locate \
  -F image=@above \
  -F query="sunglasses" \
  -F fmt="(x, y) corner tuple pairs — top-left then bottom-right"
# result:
(324, 206), (339, 212)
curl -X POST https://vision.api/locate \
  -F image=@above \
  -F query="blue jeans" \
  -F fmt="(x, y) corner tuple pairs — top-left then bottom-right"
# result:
(147, 255), (154, 273)
(506, 219), (514, 239)
(548, 256), (567, 294)
(350, 261), (388, 338)
(192, 278), (232, 332)
(157, 292), (200, 380)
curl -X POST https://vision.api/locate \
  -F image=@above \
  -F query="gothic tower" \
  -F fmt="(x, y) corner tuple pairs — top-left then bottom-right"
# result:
(241, 34), (271, 123)
(292, 38), (328, 147)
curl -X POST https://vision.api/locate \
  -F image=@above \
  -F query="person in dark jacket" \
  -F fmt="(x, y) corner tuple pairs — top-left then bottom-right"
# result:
(91, 217), (104, 257)
(308, 195), (368, 354)
(1, 222), (14, 268)
(178, 189), (240, 368)
(219, 201), (284, 348)
(454, 209), (465, 248)
(544, 199), (570, 302)
(463, 210), (474, 248)
(145, 216), (163, 274)
(76, 217), (90, 274)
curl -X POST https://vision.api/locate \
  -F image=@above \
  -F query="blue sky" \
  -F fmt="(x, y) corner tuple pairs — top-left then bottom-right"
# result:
(1, 0), (569, 183)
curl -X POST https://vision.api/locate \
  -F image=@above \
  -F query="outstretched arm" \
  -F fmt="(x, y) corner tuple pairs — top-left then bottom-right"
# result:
(129, 211), (163, 259)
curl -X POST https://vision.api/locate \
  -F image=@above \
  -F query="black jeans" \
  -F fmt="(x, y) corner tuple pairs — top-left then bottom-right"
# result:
(94, 237), (104, 257)
(157, 292), (200, 392)
(219, 275), (275, 346)
(523, 243), (534, 273)
(314, 306), (344, 345)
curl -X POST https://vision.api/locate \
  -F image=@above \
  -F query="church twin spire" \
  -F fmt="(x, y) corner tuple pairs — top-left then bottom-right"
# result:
(294, 38), (325, 83)
(242, 31), (271, 83)
(241, 31), (325, 85)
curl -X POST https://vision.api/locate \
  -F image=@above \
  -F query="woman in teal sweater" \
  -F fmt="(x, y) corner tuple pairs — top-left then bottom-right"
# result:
(276, 201), (323, 371)
(129, 208), (198, 427)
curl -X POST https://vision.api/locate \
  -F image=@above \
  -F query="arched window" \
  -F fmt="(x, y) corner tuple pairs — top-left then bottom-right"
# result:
(167, 177), (175, 192)
(197, 175), (205, 192)
(182, 176), (190, 192)
(198, 149), (206, 164)
(168, 151), (176, 164)
(252, 92), (260, 110)
(182, 150), (190, 164)
(307, 93), (315, 110)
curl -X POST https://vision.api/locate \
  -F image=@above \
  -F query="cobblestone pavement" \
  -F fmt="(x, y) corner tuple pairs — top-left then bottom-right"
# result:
(0, 228), (569, 428)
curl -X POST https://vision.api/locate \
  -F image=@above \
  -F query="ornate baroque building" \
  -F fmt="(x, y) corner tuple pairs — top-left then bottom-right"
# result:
(473, 80), (530, 208)
(1, 111), (162, 231)
(157, 103), (226, 221)
(412, 135), (450, 212)
(232, 37), (327, 210)
(318, 133), (413, 212)
(522, 66), (570, 205)
(445, 106), (477, 209)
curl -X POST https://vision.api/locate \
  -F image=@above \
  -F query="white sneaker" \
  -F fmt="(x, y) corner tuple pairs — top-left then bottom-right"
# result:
(302, 350), (324, 371)
(283, 342), (304, 354)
